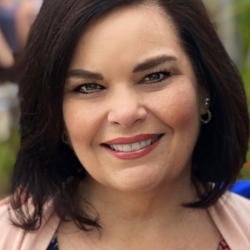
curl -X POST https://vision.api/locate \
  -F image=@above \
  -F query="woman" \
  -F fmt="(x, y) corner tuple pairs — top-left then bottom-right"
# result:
(0, 0), (250, 249)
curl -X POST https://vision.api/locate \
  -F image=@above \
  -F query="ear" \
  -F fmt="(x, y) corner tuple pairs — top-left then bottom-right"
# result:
(198, 88), (210, 115)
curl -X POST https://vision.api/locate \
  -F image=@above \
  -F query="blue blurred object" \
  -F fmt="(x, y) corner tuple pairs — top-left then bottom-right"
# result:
(230, 180), (250, 199)
(0, 5), (18, 52)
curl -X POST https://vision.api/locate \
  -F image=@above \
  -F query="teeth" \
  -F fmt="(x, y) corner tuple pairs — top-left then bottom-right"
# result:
(110, 139), (153, 152)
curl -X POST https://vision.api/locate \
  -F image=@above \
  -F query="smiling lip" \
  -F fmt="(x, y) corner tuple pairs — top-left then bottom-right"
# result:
(101, 133), (164, 160)
(102, 134), (161, 145)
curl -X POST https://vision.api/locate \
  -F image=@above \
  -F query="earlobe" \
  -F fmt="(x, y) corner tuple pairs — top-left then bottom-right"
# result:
(200, 97), (212, 124)
(198, 86), (209, 112)
(200, 97), (210, 114)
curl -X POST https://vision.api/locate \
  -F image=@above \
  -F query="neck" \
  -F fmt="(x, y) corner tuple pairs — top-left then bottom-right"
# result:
(78, 175), (199, 235)
(59, 177), (220, 249)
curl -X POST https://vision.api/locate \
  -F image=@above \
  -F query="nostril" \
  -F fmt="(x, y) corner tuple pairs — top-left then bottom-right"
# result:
(107, 105), (147, 127)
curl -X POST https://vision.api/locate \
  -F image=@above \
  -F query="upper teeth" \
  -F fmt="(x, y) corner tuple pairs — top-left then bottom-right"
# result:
(110, 139), (153, 152)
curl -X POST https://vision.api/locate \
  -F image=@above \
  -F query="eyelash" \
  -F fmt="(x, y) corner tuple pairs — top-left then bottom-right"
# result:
(73, 83), (104, 94)
(142, 70), (172, 84)
(73, 70), (172, 95)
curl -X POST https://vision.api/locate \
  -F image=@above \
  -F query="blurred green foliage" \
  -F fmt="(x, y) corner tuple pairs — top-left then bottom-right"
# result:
(235, 0), (250, 67)
(0, 130), (19, 197)
(235, 0), (250, 102)
(243, 148), (250, 179)
(235, 0), (250, 179)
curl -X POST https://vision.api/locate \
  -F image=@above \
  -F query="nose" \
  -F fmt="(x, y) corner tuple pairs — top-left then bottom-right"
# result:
(107, 88), (147, 128)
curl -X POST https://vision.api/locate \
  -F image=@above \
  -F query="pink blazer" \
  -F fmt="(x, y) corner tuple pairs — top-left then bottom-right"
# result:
(0, 192), (250, 250)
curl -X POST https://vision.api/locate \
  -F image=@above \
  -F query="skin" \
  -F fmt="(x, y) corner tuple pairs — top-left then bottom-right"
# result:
(60, 3), (220, 250)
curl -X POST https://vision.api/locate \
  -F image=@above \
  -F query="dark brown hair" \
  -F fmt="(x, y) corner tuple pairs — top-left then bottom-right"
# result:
(10, 0), (249, 231)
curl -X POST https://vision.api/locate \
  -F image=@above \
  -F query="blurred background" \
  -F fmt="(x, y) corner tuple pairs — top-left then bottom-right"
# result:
(0, 0), (250, 198)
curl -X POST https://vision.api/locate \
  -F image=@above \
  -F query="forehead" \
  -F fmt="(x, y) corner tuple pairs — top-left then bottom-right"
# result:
(70, 3), (186, 70)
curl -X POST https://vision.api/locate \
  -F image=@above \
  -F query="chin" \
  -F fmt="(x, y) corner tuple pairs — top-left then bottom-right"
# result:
(109, 166), (165, 193)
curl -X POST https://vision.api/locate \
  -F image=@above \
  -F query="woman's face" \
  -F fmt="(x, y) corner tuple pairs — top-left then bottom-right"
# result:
(63, 4), (203, 193)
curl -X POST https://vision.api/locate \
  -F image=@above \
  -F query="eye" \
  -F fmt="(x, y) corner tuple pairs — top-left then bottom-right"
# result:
(74, 83), (105, 94)
(143, 71), (171, 83)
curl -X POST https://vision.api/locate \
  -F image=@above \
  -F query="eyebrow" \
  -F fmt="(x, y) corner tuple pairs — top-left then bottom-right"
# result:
(132, 55), (177, 73)
(67, 55), (177, 80)
(67, 69), (104, 80)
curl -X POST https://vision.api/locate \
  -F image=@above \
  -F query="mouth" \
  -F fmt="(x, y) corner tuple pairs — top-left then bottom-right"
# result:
(101, 134), (164, 153)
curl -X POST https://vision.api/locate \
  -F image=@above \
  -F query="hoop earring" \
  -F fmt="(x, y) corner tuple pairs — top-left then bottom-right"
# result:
(200, 97), (212, 124)
(200, 109), (212, 124)
(62, 132), (68, 144)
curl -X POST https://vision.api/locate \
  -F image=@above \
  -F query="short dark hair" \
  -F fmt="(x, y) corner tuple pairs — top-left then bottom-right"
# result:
(10, 0), (249, 231)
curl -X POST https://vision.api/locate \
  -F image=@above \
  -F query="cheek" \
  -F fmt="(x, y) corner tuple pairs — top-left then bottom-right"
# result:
(148, 83), (200, 129)
(167, 96), (199, 128)
(63, 101), (103, 146)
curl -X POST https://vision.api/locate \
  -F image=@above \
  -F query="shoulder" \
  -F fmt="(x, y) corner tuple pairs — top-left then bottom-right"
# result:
(0, 197), (60, 250)
(213, 191), (250, 215)
(0, 197), (25, 250)
(208, 192), (250, 250)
